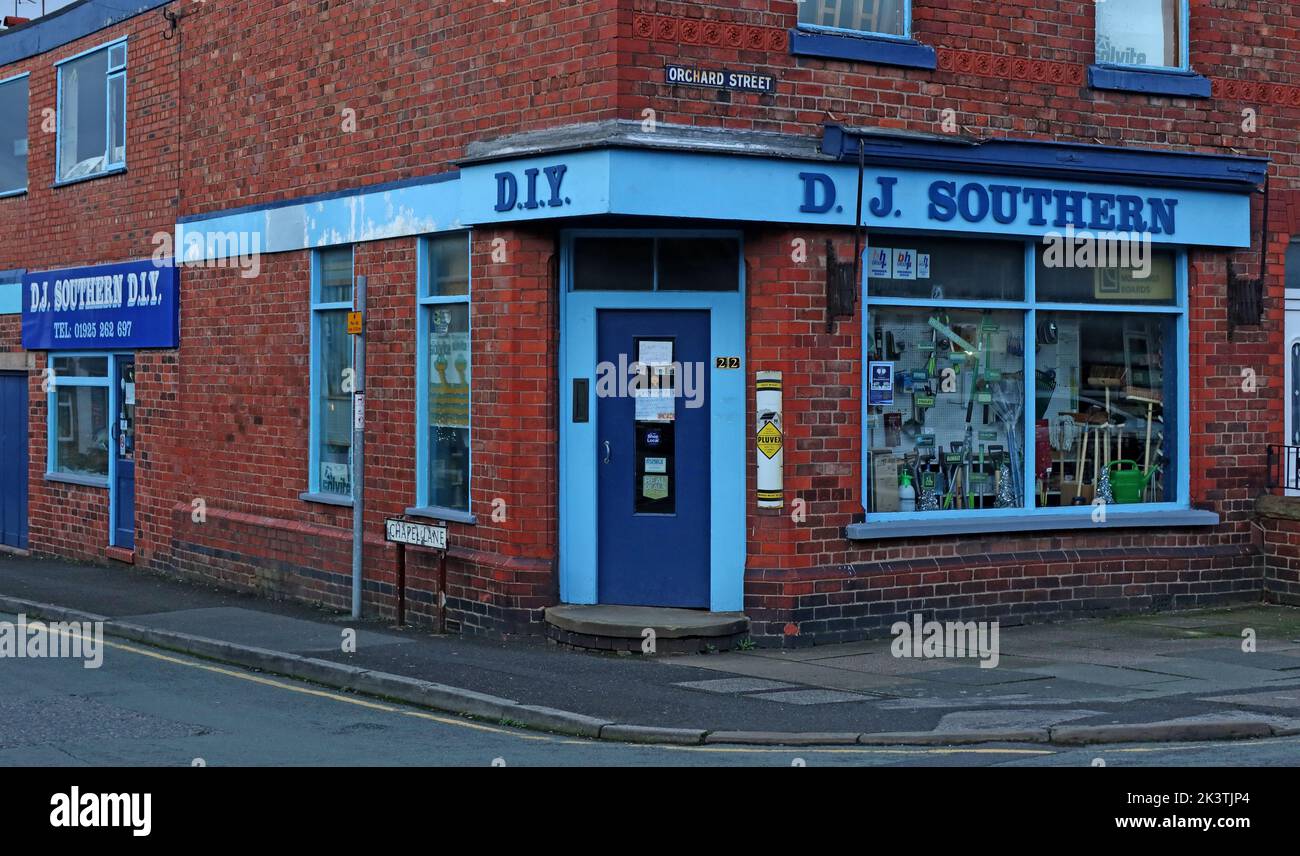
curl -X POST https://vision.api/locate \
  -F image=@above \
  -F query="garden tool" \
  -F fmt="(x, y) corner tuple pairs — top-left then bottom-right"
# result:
(1124, 385), (1163, 476)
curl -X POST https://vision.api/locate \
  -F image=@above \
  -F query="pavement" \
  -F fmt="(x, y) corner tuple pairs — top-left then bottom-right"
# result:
(4, 552), (1300, 749)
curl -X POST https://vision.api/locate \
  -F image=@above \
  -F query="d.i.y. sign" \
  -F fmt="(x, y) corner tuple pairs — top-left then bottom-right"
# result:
(494, 164), (571, 212)
(797, 171), (1180, 235)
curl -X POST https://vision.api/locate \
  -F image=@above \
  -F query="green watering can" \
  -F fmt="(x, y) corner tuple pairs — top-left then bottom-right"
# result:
(1107, 460), (1156, 504)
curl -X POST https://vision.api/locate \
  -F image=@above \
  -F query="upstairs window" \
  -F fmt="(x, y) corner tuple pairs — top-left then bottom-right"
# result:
(1095, 0), (1186, 70)
(57, 40), (127, 183)
(0, 74), (28, 196)
(798, 0), (908, 39)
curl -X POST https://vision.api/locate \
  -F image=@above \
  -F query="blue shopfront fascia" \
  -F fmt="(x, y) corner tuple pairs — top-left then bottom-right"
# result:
(559, 230), (746, 612)
(168, 147), (1252, 265)
(855, 243), (1204, 539)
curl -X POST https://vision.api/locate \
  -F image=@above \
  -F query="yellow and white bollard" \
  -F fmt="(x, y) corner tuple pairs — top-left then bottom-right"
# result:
(756, 371), (784, 508)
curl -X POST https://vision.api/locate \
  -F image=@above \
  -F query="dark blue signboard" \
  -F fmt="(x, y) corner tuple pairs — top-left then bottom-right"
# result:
(22, 259), (179, 350)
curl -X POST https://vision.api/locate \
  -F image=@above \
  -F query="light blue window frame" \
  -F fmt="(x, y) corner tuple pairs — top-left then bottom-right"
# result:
(45, 352), (116, 489)
(860, 238), (1192, 532)
(1094, 0), (1190, 72)
(54, 36), (128, 186)
(410, 231), (475, 524)
(0, 72), (30, 198)
(797, 0), (912, 42)
(305, 246), (355, 504)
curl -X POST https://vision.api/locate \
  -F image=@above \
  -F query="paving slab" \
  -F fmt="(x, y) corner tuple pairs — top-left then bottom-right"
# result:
(1199, 690), (1300, 710)
(123, 606), (412, 654)
(672, 678), (798, 694)
(747, 689), (870, 706)
(1020, 662), (1187, 688)
(680, 654), (928, 693)
(1169, 649), (1300, 670)
(909, 666), (1052, 687)
(1130, 657), (1291, 686)
(933, 709), (1102, 732)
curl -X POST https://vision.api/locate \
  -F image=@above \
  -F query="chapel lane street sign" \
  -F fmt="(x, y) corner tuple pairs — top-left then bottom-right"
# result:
(384, 519), (447, 550)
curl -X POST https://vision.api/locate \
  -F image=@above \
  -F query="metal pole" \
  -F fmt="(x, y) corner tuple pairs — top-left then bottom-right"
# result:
(351, 275), (367, 619)
(395, 541), (406, 626)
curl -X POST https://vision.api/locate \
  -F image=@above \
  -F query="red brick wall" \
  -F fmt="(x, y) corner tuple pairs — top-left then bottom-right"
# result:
(176, 0), (621, 217)
(1258, 498), (1300, 606)
(165, 228), (558, 635)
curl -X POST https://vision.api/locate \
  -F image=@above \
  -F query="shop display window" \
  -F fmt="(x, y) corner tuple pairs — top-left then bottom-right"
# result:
(419, 233), (472, 513)
(418, 233), (473, 515)
(867, 306), (1026, 513)
(864, 235), (1184, 520)
(47, 355), (110, 481)
(310, 247), (354, 498)
(1034, 312), (1175, 507)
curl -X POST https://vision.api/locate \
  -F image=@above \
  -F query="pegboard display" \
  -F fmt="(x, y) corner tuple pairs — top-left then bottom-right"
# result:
(866, 306), (1025, 513)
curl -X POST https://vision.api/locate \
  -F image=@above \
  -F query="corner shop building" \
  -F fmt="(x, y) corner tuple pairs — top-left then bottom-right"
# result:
(5, 109), (1278, 646)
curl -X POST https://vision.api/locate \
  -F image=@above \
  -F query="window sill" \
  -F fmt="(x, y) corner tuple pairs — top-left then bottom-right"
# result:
(45, 472), (109, 489)
(52, 165), (127, 189)
(0, 188), (26, 200)
(1087, 65), (1210, 99)
(846, 507), (1219, 540)
(300, 490), (353, 508)
(405, 505), (476, 525)
(789, 29), (936, 70)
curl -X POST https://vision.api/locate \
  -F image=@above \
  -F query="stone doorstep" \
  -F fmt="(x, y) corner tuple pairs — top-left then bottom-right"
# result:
(544, 604), (749, 639)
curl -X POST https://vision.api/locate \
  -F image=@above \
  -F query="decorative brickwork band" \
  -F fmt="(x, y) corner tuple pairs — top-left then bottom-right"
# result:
(1211, 77), (1300, 108)
(937, 48), (1085, 86)
(632, 13), (787, 53)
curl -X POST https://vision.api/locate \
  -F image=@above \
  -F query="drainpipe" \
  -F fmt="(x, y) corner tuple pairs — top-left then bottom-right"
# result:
(351, 275), (367, 619)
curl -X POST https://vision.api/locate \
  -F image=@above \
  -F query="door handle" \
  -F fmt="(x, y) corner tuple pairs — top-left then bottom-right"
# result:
(602, 441), (611, 464)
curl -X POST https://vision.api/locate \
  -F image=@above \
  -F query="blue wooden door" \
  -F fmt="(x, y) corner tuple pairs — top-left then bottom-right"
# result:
(113, 357), (135, 549)
(0, 372), (28, 550)
(596, 310), (710, 607)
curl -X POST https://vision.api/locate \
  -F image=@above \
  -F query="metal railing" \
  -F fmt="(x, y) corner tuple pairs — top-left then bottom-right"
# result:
(1267, 445), (1300, 491)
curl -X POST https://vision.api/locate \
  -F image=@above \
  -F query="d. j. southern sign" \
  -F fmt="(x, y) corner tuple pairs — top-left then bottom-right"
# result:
(797, 172), (1180, 236)
(22, 259), (179, 350)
